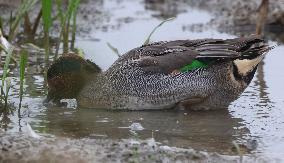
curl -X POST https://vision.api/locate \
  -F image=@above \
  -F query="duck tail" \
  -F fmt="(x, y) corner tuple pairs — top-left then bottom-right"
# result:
(239, 36), (275, 60)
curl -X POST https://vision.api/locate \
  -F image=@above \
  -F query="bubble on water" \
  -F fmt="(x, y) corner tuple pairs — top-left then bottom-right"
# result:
(129, 123), (144, 131)
(60, 99), (77, 109)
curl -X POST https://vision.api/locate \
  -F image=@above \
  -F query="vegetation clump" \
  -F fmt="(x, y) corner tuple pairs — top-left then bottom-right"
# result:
(0, 0), (81, 117)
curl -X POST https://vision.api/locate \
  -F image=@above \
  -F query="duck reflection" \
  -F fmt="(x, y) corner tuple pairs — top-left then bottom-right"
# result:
(35, 107), (249, 153)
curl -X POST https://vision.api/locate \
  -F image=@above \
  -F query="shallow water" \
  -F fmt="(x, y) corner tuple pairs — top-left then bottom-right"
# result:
(1, 0), (284, 161)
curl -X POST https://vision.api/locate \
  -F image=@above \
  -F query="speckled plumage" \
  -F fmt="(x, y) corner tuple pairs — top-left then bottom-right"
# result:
(48, 36), (272, 110)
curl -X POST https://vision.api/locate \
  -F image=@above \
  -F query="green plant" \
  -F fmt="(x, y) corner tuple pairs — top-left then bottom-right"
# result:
(1, 0), (83, 110)
(3, 78), (11, 109)
(0, 31), (15, 109)
(19, 50), (28, 109)
(41, 0), (52, 67)
(0, 17), (3, 34)
(71, 0), (80, 50)
(8, 0), (38, 41)
(65, 0), (80, 52)
(55, 0), (80, 59)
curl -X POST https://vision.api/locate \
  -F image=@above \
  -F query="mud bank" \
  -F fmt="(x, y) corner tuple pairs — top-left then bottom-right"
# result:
(186, 0), (284, 26)
(182, 0), (284, 42)
(0, 132), (275, 163)
(1, 0), (283, 37)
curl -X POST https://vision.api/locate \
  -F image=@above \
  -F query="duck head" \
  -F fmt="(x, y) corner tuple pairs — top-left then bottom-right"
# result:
(46, 54), (101, 103)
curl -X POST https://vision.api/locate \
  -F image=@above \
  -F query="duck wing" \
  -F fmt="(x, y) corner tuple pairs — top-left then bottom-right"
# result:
(136, 35), (266, 74)
(137, 46), (199, 74)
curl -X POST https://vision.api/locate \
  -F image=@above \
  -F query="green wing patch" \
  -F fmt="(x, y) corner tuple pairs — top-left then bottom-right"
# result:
(179, 59), (208, 72)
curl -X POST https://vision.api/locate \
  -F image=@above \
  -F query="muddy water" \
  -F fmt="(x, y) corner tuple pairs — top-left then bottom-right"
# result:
(1, 0), (284, 161)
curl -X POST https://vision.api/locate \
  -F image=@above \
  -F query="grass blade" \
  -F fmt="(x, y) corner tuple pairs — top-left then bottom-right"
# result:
(0, 33), (14, 107)
(107, 42), (121, 57)
(19, 50), (28, 108)
(0, 17), (3, 35)
(42, 0), (52, 32)
(8, 0), (37, 41)
(54, 0), (64, 60)
(42, 0), (52, 68)
(55, 0), (81, 55)
(71, 0), (80, 50)
(143, 17), (175, 45)
(64, 0), (80, 53)
(4, 78), (11, 108)
(66, 0), (81, 24)
(1, 38), (14, 94)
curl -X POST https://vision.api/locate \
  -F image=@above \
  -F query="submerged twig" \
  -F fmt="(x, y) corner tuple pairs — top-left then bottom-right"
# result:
(232, 141), (243, 163)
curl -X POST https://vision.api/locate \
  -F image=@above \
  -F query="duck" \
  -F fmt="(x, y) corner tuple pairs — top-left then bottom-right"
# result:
(46, 35), (273, 110)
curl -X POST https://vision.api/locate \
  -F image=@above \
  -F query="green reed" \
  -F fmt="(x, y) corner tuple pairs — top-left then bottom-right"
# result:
(41, 0), (52, 67)
(4, 79), (11, 109)
(1, 42), (14, 94)
(19, 50), (28, 109)
(0, 17), (3, 34)
(0, 30), (15, 109)
(65, 0), (80, 52)
(71, 0), (80, 50)
(8, 0), (37, 41)
(0, 0), (83, 115)
(55, 0), (80, 59)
